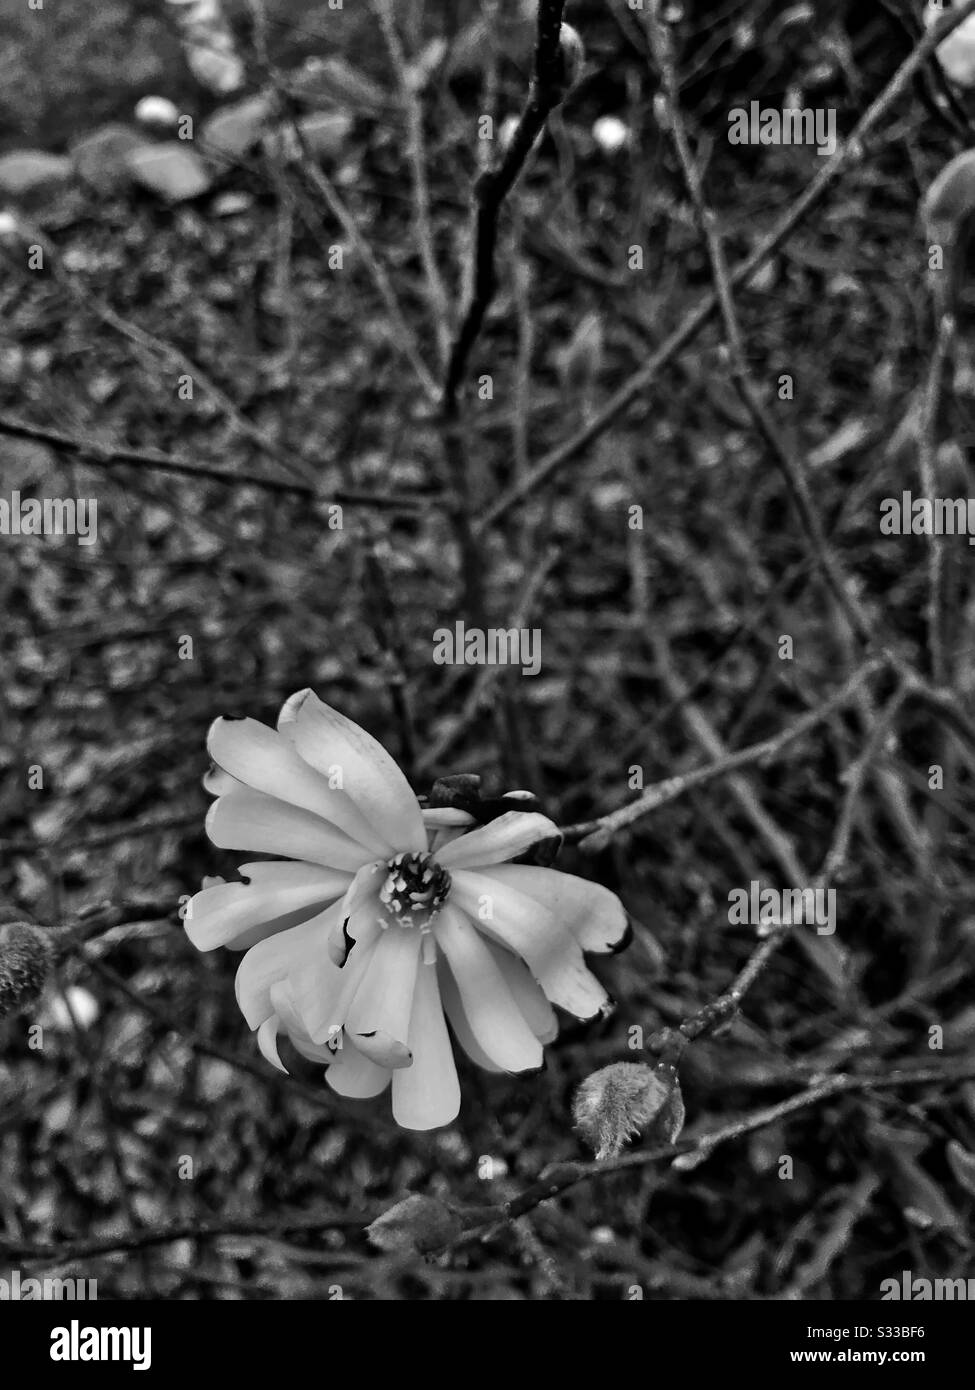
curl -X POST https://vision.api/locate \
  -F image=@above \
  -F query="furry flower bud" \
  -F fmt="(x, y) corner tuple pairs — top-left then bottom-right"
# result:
(366, 1194), (462, 1255)
(573, 1061), (685, 1160)
(0, 922), (56, 1020)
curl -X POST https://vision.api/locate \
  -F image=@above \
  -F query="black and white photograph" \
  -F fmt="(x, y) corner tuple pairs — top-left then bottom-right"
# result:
(1, 0), (974, 1345)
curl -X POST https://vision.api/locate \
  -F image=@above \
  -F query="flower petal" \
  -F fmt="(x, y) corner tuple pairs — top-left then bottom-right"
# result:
(325, 1040), (393, 1098)
(477, 865), (628, 954)
(184, 860), (351, 951)
(437, 811), (562, 870)
(326, 862), (384, 965)
(288, 689), (426, 851)
(206, 789), (373, 871)
(422, 806), (477, 855)
(391, 959), (460, 1130)
(203, 763), (245, 796)
(434, 905), (543, 1072)
(437, 958), (504, 1073)
(235, 907), (337, 1029)
(345, 926), (423, 1067)
(286, 903), (378, 1045)
(268, 981), (336, 1063)
(257, 1015), (288, 1073)
(421, 807), (477, 828)
(487, 940), (559, 1044)
(450, 869), (610, 1020)
(208, 715), (390, 853)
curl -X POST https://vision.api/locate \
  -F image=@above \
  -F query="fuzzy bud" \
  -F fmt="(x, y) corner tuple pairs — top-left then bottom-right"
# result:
(366, 1194), (462, 1255)
(572, 1061), (685, 1160)
(0, 922), (56, 1020)
(555, 23), (586, 93)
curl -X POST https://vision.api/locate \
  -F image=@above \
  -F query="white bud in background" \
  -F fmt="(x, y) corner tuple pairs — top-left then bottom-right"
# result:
(592, 115), (629, 153)
(135, 95), (181, 130)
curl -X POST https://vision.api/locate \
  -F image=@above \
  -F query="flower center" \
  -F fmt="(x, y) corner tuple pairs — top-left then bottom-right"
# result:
(379, 851), (451, 929)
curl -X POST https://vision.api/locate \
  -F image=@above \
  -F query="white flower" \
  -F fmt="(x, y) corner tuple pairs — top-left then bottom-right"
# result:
(185, 690), (628, 1130)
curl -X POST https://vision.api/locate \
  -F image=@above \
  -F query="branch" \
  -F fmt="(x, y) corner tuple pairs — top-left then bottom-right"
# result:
(440, 1061), (975, 1244)
(564, 655), (884, 850)
(0, 414), (437, 511)
(474, 0), (975, 533)
(442, 0), (570, 411)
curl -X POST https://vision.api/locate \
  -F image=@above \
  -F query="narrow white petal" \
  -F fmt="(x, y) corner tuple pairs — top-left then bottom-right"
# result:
(289, 689), (426, 851)
(235, 906), (337, 1029)
(437, 958), (504, 1073)
(437, 811), (561, 870)
(434, 905), (542, 1072)
(184, 860), (351, 951)
(268, 981), (335, 1063)
(487, 940), (559, 1044)
(450, 869), (610, 1019)
(203, 764), (246, 796)
(391, 960), (460, 1130)
(423, 805), (476, 856)
(305, 915), (383, 1045)
(256, 1015), (288, 1073)
(345, 927), (422, 1067)
(326, 1041), (393, 1098)
(421, 807), (477, 828)
(327, 862), (385, 965)
(208, 716), (390, 852)
(477, 865), (628, 954)
(206, 790), (374, 871)
(282, 901), (357, 1044)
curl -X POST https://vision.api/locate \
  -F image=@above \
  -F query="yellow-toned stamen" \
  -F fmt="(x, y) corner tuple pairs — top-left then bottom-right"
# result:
(379, 851), (451, 929)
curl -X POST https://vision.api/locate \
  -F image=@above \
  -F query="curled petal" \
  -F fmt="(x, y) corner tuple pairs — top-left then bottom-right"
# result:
(326, 1039), (393, 1098)
(327, 862), (384, 965)
(268, 981), (336, 1063)
(235, 906), (339, 1029)
(288, 689), (427, 852)
(256, 1015), (288, 1073)
(477, 865), (628, 954)
(434, 905), (542, 1072)
(206, 790), (374, 872)
(437, 811), (562, 870)
(450, 869), (610, 1020)
(184, 860), (351, 951)
(391, 959), (460, 1130)
(304, 915), (383, 1045)
(203, 763), (246, 797)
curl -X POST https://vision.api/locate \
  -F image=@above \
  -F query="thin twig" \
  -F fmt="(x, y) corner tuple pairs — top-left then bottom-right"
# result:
(474, 0), (975, 533)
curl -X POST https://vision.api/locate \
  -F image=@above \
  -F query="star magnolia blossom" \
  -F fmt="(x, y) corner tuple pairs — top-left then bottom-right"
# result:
(185, 690), (627, 1130)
